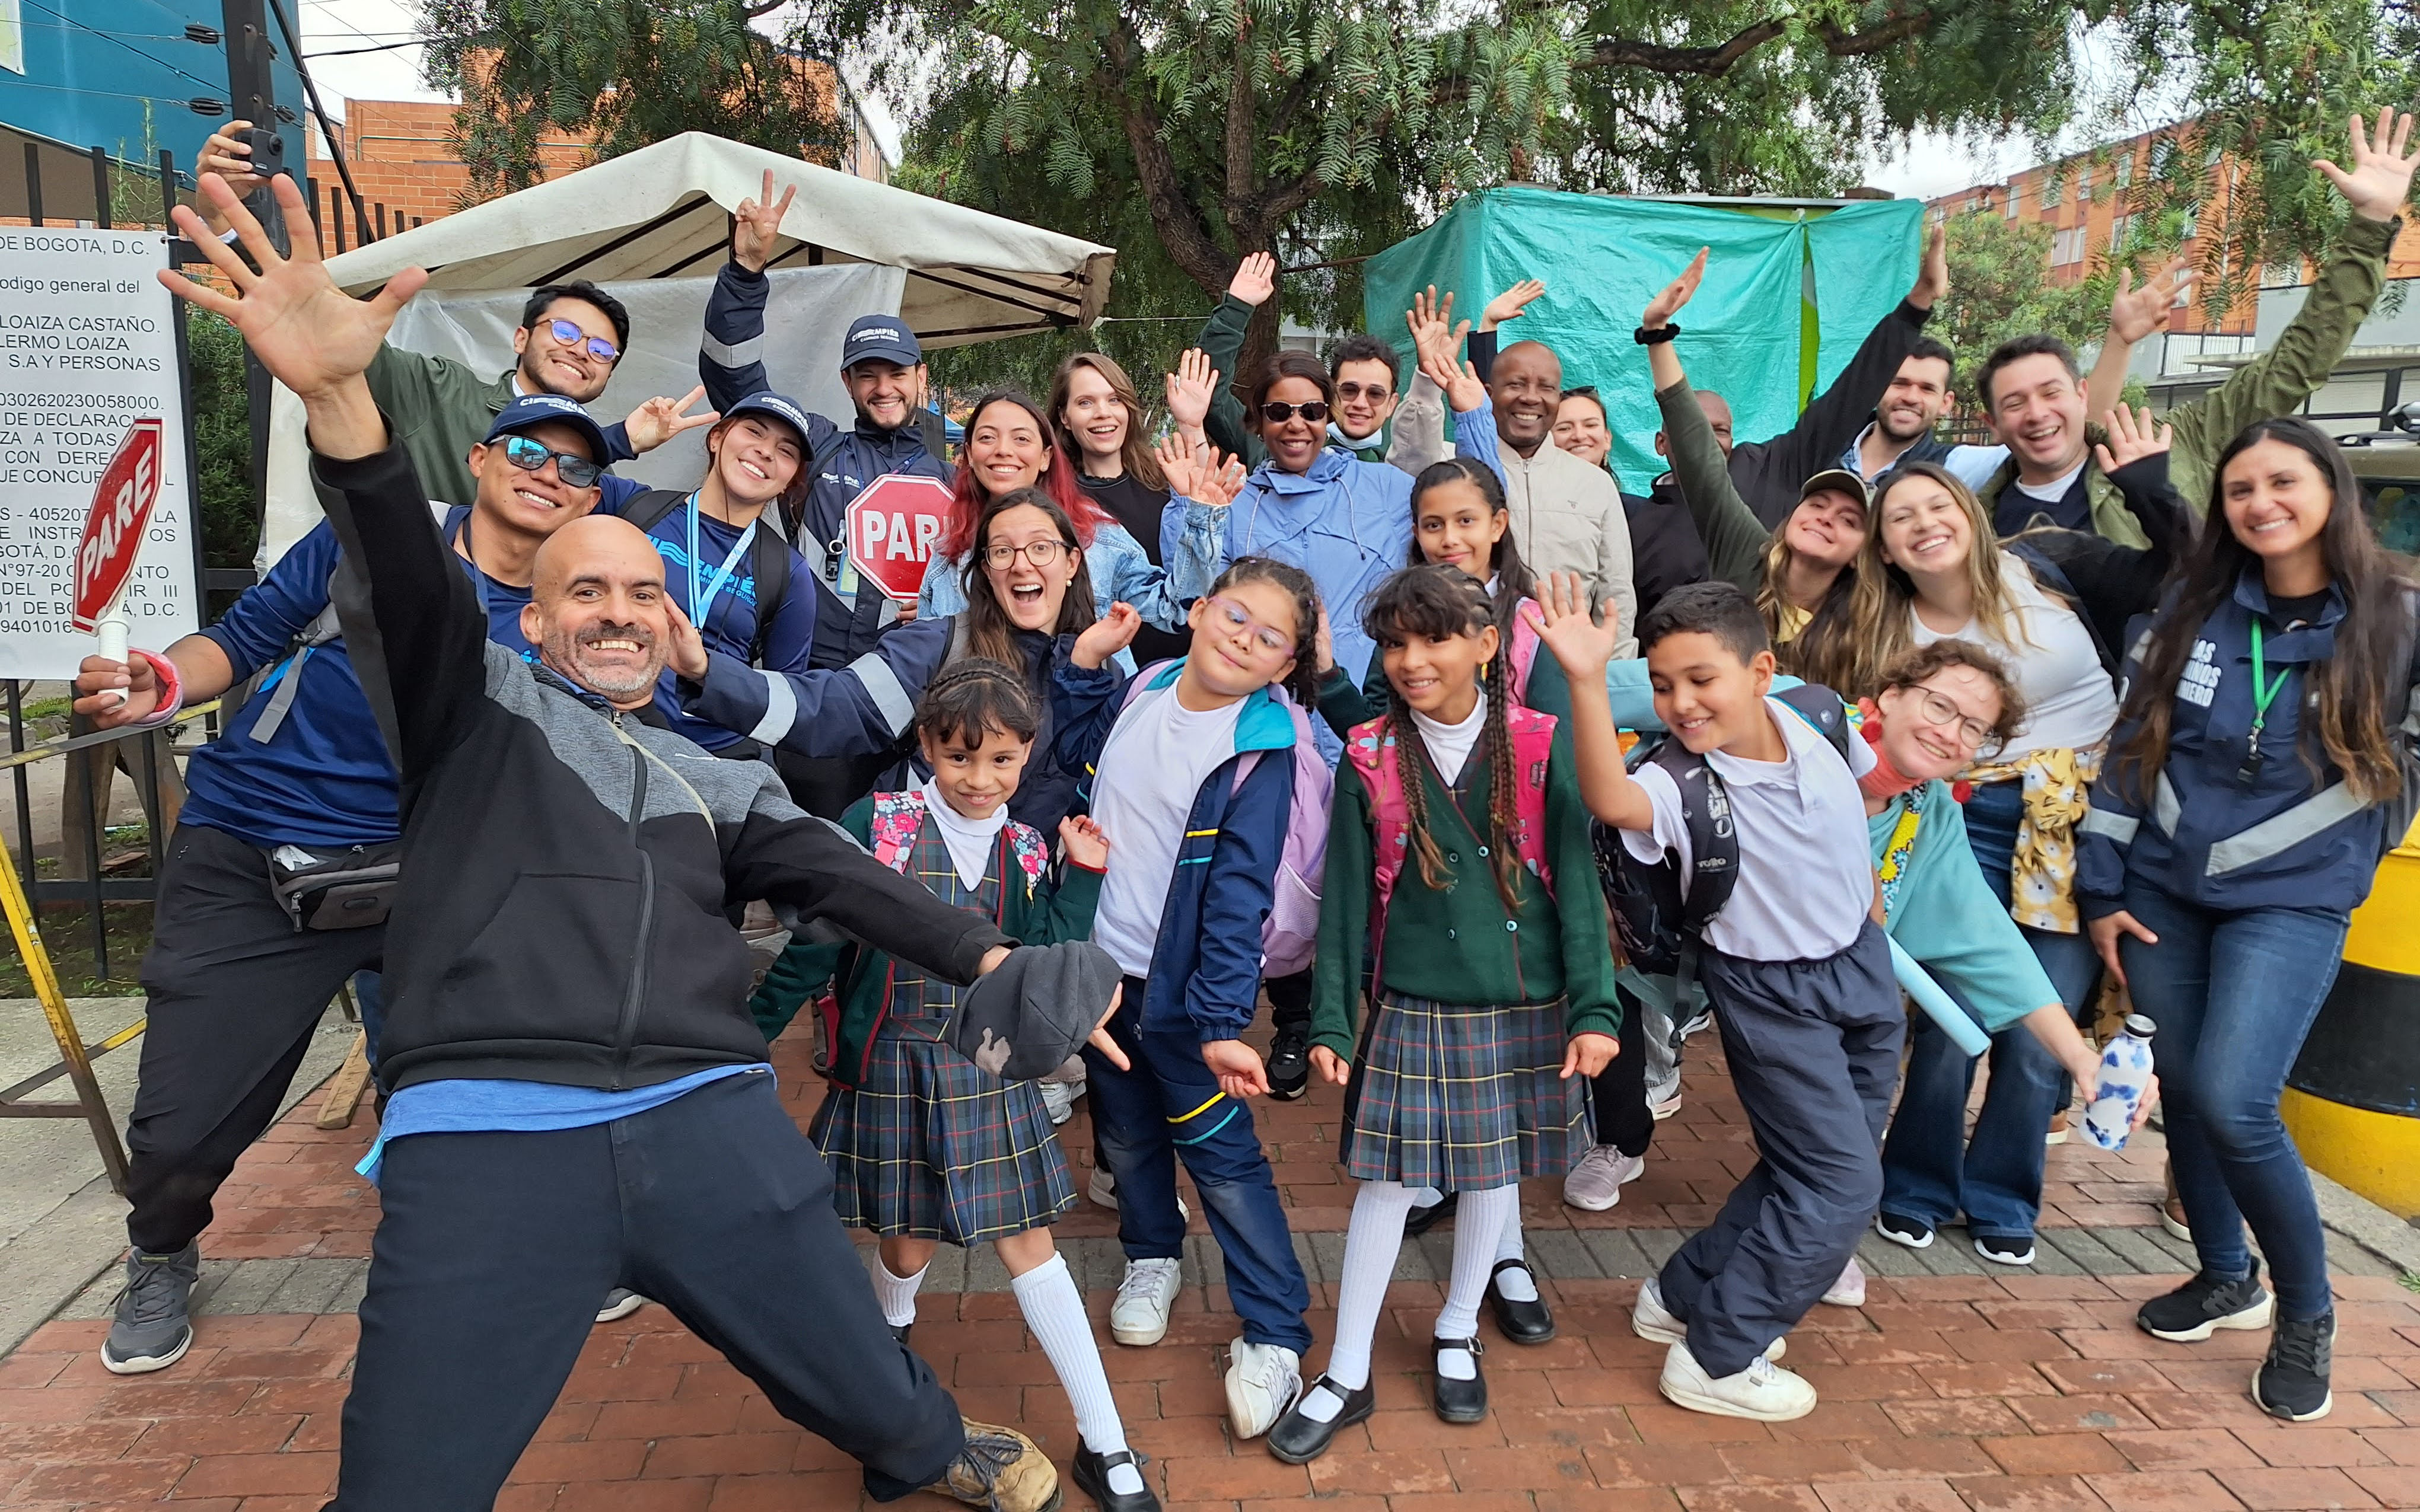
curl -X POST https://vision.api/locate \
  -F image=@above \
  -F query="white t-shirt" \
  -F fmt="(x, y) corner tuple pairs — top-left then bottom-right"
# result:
(1620, 696), (1878, 962)
(1409, 698), (1486, 786)
(2014, 460), (2086, 505)
(1910, 552), (2116, 758)
(1088, 685), (1248, 977)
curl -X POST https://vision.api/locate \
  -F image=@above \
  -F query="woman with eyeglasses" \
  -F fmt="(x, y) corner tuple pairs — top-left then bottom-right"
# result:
(1791, 417), (2190, 1272)
(919, 390), (1230, 651)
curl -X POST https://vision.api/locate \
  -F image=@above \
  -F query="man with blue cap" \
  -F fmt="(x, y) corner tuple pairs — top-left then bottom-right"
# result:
(66, 376), (632, 1379)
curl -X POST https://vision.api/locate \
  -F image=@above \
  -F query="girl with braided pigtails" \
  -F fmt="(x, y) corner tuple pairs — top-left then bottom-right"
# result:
(1266, 565), (1619, 1460)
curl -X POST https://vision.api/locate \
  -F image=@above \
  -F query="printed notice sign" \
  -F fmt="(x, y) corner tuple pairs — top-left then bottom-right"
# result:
(0, 229), (198, 678)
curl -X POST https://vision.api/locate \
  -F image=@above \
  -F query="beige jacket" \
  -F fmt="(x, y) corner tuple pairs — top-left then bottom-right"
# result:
(1496, 438), (1638, 657)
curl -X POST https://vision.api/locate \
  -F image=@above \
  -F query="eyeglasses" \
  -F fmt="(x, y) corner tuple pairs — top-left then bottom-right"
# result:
(1258, 400), (1330, 424)
(1335, 381), (1390, 403)
(501, 433), (604, 488)
(982, 538), (1069, 570)
(1206, 595), (1297, 658)
(1905, 686), (2003, 758)
(541, 317), (620, 364)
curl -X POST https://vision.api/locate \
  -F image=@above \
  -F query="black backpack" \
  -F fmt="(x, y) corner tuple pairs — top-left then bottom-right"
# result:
(1591, 684), (1855, 982)
(623, 489), (795, 667)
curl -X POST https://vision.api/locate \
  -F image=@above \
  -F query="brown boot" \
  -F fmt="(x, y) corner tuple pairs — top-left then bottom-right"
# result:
(926, 1418), (1062, 1512)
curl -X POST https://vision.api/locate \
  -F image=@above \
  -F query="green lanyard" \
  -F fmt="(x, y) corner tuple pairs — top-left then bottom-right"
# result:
(2239, 618), (2294, 785)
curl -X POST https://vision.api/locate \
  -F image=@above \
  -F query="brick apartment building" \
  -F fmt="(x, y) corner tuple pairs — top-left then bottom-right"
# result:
(301, 65), (889, 249)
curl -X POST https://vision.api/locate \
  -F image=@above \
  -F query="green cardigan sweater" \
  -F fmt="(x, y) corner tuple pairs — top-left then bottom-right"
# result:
(1310, 722), (1619, 1058)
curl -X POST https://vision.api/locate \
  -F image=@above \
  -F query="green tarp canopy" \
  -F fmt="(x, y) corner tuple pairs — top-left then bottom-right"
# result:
(1362, 186), (1923, 493)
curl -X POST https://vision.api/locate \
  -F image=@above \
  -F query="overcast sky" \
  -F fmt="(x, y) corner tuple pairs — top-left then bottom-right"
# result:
(291, 0), (2123, 203)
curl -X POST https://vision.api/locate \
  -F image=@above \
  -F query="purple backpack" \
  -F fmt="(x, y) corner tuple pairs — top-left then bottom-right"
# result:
(1113, 660), (1333, 976)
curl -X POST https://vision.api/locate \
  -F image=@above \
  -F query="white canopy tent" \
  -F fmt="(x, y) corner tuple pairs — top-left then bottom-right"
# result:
(263, 132), (1116, 560)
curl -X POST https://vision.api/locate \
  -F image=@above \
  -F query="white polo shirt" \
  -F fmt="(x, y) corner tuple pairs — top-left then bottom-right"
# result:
(1619, 696), (1878, 962)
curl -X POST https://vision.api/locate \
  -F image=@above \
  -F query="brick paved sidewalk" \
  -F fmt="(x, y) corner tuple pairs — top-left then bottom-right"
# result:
(4, 1028), (2416, 1511)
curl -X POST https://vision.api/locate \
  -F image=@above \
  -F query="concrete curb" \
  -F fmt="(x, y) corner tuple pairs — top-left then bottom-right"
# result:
(2311, 1165), (2420, 1278)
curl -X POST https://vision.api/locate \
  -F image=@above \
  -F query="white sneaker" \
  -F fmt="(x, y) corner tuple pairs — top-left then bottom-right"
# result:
(1109, 1258), (1184, 1347)
(1088, 1168), (1187, 1220)
(1647, 1084), (1683, 1121)
(1039, 1080), (1075, 1125)
(1660, 1341), (1818, 1421)
(1822, 1258), (1867, 1307)
(1632, 1279), (1782, 1360)
(1563, 1146), (1645, 1211)
(1224, 1336), (1302, 1439)
(595, 1289), (645, 1323)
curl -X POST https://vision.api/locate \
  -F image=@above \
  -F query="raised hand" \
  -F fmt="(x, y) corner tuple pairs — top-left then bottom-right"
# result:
(160, 173), (425, 406)
(1164, 348), (1219, 432)
(193, 120), (272, 232)
(1191, 448), (1247, 508)
(72, 653), (160, 728)
(623, 385), (722, 455)
(1481, 277), (1546, 331)
(1643, 247), (1708, 330)
(2093, 404), (2173, 474)
(2314, 108), (2418, 225)
(1526, 570), (1622, 678)
(2106, 259), (2189, 345)
(1227, 251), (1278, 307)
(1152, 434), (1203, 501)
(1058, 814), (1109, 872)
(663, 596), (710, 680)
(1072, 601), (1142, 669)
(1314, 604), (1336, 675)
(731, 168), (797, 273)
(1405, 285), (1457, 356)
(1418, 342), (1488, 416)
(1908, 222), (1948, 311)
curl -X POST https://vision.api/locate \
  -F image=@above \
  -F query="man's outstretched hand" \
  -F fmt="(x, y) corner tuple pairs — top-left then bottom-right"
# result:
(2316, 109), (2417, 225)
(160, 173), (424, 457)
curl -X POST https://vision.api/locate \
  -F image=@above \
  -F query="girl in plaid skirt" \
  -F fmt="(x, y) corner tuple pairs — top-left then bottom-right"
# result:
(1268, 566), (1621, 1462)
(791, 659), (1159, 1512)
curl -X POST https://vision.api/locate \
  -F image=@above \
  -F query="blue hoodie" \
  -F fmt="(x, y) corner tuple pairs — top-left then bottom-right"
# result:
(1053, 658), (1299, 1041)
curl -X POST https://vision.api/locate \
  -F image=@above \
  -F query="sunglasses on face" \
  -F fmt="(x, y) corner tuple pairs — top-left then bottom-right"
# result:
(982, 538), (1069, 570)
(1258, 400), (1330, 425)
(501, 433), (604, 489)
(541, 317), (620, 364)
(1206, 595), (1297, 658)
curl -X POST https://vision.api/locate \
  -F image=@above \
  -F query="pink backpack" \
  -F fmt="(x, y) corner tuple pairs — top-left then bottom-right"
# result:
(1113, 662), (1333, 977)
(865, 789), (1049, 895)
(1344, 705), (1557, 978)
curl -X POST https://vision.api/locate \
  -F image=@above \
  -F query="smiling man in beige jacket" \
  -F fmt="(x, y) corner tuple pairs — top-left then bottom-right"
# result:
(1484, 339), (1638, 655)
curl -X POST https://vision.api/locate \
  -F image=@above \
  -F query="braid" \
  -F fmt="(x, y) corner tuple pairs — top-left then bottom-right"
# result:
(915, 656), (1040, 749)
(1482, 647), (1524, 911)
(1388, 700), (1452, 892)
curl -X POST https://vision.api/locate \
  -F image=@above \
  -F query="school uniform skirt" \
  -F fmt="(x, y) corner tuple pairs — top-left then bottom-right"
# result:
(1339, 991), (1585, 1188)
(809, 1031), (1078, 1245)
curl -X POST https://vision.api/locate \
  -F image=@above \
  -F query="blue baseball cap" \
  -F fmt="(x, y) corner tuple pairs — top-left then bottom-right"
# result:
(485, 393), (612, 462)
(721, 391), (816, 452)
(840, 314), (921, 371)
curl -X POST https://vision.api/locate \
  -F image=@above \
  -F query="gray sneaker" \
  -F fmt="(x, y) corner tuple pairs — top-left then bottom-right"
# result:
(101, 1243), (200, 1375)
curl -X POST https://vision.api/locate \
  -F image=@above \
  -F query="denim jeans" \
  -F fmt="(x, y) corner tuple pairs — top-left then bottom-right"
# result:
(1081, 977), (1313, 1354)
(2119, 881), (2346, 1322)
(1878, 779), (2102, 1242)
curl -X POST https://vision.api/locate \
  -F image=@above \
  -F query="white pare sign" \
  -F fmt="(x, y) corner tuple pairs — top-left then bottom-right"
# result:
(0, 230), (198, 678)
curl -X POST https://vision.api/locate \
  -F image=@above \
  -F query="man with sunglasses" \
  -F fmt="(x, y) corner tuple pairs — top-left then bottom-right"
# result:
(66, 388), (626, 1377)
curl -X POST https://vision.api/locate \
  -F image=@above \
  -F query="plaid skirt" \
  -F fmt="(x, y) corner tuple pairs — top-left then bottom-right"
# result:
(808, 1031), (1077, 1245)
(1340, 991), (1585, 1187)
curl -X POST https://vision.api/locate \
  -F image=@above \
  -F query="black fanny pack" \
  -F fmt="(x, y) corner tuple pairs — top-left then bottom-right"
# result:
(265, 843), (403, 932)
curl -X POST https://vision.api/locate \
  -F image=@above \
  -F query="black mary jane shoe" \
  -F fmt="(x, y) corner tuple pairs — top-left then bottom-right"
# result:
(1266, 1375), (1375, 1465)
(1402, 1191), (1459, 1237)
(1431, 1336), (1488, 1423)
(1072, 1443), (1160, 1512)
(1485, 1258), (1557, 1345)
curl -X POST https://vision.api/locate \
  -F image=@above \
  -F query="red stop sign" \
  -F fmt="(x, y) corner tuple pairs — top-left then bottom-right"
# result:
(845, 473), (956, 603)
(72, 418), (166, 631)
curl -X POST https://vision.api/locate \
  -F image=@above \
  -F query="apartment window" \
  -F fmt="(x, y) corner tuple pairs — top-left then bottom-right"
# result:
(2052, 227), (2086, 265)
(2115, 151), (2133, 187)
(2077, 164), (2095, 200)
(2039, 173), (2059, 210)
(2005, 189), (2020, 219)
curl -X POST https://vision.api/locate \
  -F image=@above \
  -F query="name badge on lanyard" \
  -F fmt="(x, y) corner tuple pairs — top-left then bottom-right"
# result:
(687, 495), (757, 636)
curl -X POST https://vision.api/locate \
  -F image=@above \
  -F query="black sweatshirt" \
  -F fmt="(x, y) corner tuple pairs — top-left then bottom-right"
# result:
(313, 436), (1012, 1095)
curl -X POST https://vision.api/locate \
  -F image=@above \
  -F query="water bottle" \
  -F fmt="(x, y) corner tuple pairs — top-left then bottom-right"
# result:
(2082, 1015), (2156, 1151)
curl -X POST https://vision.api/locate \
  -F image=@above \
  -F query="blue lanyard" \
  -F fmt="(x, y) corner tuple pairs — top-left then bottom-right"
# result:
(685, 493), (757, 634)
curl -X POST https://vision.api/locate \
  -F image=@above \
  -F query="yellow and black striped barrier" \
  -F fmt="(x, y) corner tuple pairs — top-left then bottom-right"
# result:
(2282, 822), (2420, 1219)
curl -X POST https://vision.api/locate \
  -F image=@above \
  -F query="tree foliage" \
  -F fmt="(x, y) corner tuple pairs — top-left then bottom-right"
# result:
(1932, 211), (2107, 375)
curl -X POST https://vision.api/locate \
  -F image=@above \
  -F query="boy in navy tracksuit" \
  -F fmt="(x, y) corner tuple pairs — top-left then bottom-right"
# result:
(1537, 579), (1896, 1424)
(69, 396), (624, 1375)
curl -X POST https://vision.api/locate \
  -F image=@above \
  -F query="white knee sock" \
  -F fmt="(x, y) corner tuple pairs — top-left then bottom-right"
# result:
(1491, 1198), (1539, 1303)
(872, 1257), (925, 1328)
(1437, 1185), (1520, 1358)
(1299, 1179), (1419, 1421)
(1011, 1254), (1145, 1495)
(1409, 1186), (1445, 1211)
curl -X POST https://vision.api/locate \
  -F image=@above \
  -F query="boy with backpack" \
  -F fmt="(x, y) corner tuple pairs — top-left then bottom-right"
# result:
(1529, 577), (1896, 1423)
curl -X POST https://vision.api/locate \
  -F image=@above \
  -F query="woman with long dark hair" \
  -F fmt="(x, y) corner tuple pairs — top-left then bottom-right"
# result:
(2081, 416), (2417, 1423)
(1050, 351), (1195, 665)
